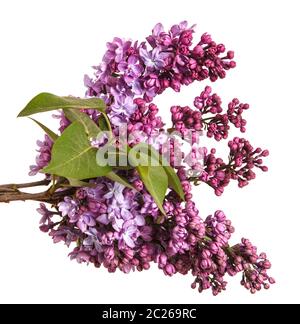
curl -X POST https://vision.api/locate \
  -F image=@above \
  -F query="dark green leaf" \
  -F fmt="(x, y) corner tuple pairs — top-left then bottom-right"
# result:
(18, 92), (106, 117)
(29, 117), (58, 142)
(43, 121), (111, 179)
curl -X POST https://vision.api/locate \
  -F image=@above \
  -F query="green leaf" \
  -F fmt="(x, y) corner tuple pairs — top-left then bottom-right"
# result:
(64, 109), (100, 138)
(18, 92), (106, 117)
(128, 144), (159, 167)
(137, 165), (168, 216)
(163, 166), (185, 200)
(105, 171), (135, 190)
(67, 178), (90, 187)
(29, 117), (58, 142)
(129, 144), (168, 213)
(98, 114), (109, 131)
(130, 143), (185, 200)
(43, 121), (111, 179)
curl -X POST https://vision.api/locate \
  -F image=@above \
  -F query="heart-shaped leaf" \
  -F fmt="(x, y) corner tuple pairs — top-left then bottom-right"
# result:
(18, 92), (106, 117)
(43, 121), (111, 179)
(64, 109), (100, 138)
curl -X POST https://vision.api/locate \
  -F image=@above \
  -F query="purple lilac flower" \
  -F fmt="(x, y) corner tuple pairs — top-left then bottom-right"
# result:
(37, 203), (54, 225)
(118, 55), (144, 81)
(83, 74), (102, 96)
(110, 96), (137, 125)
(139, 47), (166, 70)
(58, 197), (78, 218)
(49, 225), (80, 247)
(36, 21), (273, 295)
(77, 212), (96, 232)
(170, 21), (190, 37)
(103, 182), (126, 202)
(146, 23), (172, 48)
(104, 37), (131, 64)
(118, 220), (140, 249)
(90, 132), (109, 148)
(29, 135), (53, 176)
(110, 79), (133, 102)
(83, 228), (102, 252)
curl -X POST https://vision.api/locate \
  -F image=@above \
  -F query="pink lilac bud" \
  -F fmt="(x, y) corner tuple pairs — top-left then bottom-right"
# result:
(164, 263), (176, 276)
(133, 179), (144, 191)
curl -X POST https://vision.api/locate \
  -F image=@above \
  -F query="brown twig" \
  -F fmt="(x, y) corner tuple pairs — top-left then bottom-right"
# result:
(0, 179), (51, 193)
(0, 178), (75, 204)
(0, 188), (76, 204)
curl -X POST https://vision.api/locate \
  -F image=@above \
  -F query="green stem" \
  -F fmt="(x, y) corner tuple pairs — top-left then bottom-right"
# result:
(102, 112), (112, 134)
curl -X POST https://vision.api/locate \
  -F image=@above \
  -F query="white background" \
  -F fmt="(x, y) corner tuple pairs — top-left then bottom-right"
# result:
(0, 0), (299, 304)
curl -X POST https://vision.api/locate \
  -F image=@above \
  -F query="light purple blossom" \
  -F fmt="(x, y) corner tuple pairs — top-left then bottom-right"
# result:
(97, 200), (144, 233)
(103, 182), (125, 202)
(49, 226), (80, 247)
(77, 212), (96, 232)
(84, 74), (102, 96)
(104, 37), (131, 64)
(118, 55), (143, 79)
(139, 47), (166, 70)
(37, 203), (54, 225)
(110, 96), (137, 123)
(110, 79), (132, 102)
(97, 206), (124, 231)
(140, 193), (159, 217)
(118, 220), (140, 249)
(146, 23), (164, 47)
(124, 78), (142, 94)
(90, 132), (109, 148)
(58, 197), (78, 218)
(83, 228), (102, 252)
(85, 184), (105, 200)
(170, 21), (190, 37)
(146, 23), (172, 48)
(95, 181), (145, 240)
(92, 62), (112, 86)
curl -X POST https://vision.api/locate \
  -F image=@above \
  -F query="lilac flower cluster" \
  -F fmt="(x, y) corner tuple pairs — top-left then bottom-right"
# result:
(127, 98), (164, 146)
(29, 135), (53, 176)
(30, 21), (273, 295)
(38, 164), (273, 295)
(194, 138), (269, 195)
(40, 174), (158, 273)
(169, 85), (268, 195)
(84, 21), (235, 125)
(171, 86), (249, 141)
